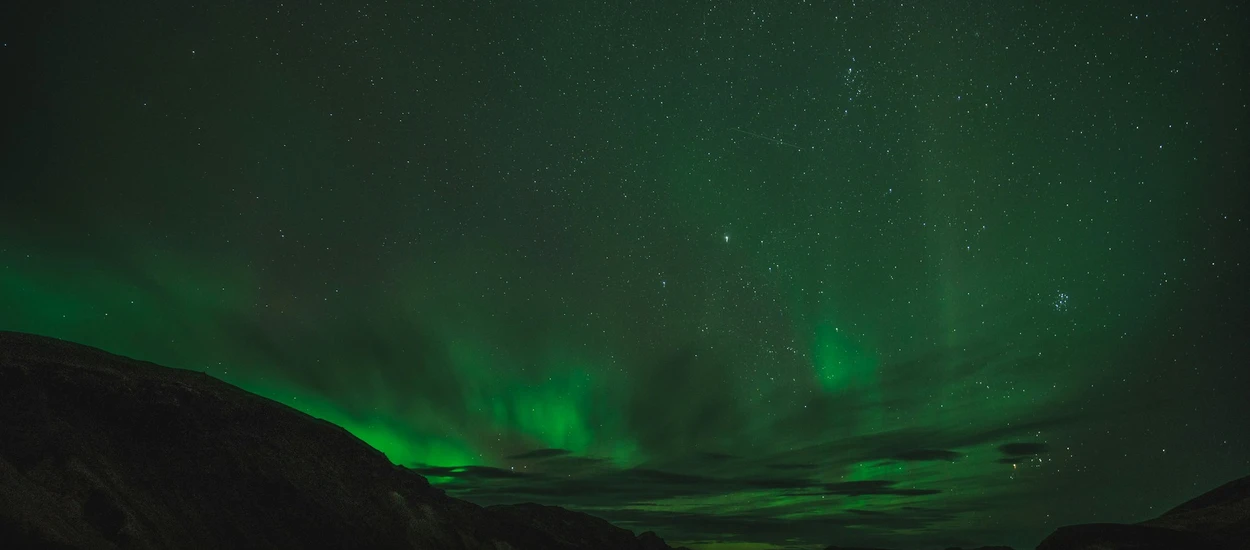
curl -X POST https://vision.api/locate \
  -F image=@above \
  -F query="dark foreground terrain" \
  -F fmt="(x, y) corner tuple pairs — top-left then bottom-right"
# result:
(820, 472), (1250, 550)
(1035, 473), (1250, 550)
(0, 331), (679, 550)
(2, 331), (1246, 550)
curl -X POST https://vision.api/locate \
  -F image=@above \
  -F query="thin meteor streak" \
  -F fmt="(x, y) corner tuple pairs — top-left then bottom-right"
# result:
(731, 128), (803, 150)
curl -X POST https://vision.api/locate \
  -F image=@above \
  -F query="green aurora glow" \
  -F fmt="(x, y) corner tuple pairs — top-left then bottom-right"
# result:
(2, 1), (1247, 548)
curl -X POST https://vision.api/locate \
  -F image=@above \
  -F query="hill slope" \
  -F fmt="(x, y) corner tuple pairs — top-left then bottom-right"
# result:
(1036, 474), (1250, 550)
(0, 331), (677, 550)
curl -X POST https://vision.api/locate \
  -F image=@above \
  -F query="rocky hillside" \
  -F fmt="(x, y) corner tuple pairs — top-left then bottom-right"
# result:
(0, 331), (679, 550)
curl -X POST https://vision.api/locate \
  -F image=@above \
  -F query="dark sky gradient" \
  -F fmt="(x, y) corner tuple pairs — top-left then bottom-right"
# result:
(2, 2), (1248, 548)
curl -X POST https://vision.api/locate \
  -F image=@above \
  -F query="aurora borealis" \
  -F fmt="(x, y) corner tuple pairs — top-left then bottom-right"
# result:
(2, 1), (1247, 548)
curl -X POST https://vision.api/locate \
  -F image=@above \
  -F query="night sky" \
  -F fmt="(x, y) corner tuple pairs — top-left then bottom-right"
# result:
(2, 1), (1248, 549)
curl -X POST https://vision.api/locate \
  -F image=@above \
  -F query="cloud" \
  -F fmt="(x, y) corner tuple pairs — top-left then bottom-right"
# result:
(400, 343), (1078, 548)
(892, 449), (963, 462)
(997, 443), (1050, 456)
(410, 465), (529, 480)
(420, 461), (943, 509)
(542, 455), (610, 469)
(816, 480), (942, 497)
(507, 448), (572, 460)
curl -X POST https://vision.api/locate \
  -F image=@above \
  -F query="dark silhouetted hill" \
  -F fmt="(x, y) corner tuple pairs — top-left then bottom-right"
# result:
(0, 331), (681, 550)
(1036, 474), (1250, 550)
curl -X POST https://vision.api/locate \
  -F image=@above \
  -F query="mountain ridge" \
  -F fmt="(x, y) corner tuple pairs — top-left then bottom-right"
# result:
(1035, 474), (1250, 549)
(0, 331), (682, 550)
